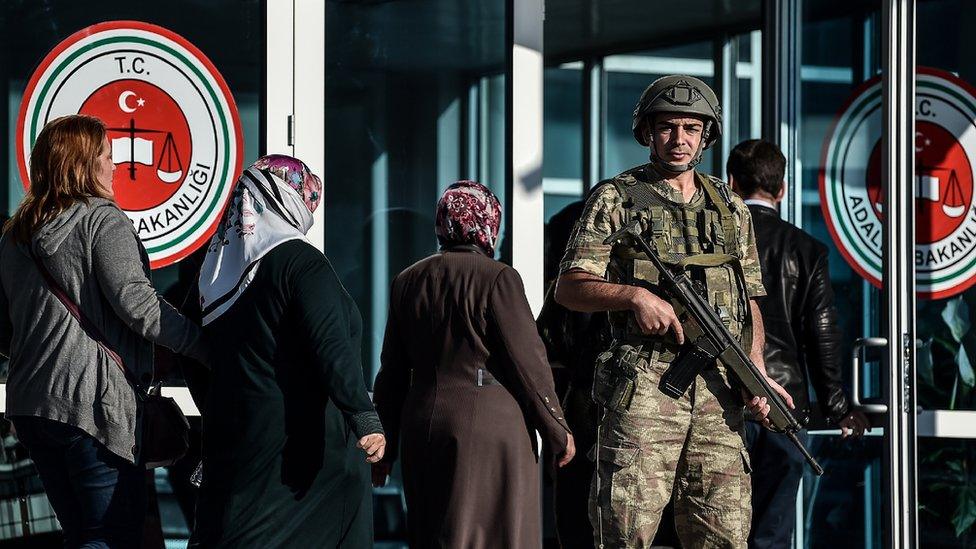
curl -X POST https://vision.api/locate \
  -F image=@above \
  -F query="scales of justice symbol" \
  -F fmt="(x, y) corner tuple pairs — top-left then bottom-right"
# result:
(106, 90), (184, 184)
(869, 126), (970, 223)
(916, 165), (967, 218)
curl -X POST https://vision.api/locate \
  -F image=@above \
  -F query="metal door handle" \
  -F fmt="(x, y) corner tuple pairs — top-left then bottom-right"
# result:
(851, 337), (889, 413)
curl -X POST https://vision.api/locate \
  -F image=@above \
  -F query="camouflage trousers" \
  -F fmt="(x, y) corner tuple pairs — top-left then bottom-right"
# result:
(588, 349), (752, 548)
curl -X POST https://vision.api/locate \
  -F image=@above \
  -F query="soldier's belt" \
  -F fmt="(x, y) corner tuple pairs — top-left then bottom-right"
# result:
(609, 336), (681, 364)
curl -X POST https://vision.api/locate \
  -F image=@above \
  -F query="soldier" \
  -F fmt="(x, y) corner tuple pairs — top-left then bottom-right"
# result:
(554, 75), (793, 548)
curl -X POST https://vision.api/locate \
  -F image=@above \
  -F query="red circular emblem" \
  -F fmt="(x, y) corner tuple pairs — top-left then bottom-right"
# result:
(865, 121), (975, 244)
(17, 21), (243, 269)
(80, 79), (193, 211)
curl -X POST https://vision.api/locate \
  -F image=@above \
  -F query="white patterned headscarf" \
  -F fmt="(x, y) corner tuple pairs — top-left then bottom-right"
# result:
(198, 154), (322, 325)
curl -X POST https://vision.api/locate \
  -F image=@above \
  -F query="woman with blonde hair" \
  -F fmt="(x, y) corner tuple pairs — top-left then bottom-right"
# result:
(0, 114), (207, 547)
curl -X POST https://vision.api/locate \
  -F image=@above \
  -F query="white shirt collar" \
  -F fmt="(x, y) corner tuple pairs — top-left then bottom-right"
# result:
(744, 198), (777, 210)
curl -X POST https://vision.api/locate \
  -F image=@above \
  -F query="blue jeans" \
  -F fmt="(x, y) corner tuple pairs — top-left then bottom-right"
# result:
(745, 421), (808, 549)
(12, 416), (146, 549)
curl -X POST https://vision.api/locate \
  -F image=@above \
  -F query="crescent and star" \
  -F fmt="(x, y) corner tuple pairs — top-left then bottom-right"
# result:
(118, 90), (146, 113)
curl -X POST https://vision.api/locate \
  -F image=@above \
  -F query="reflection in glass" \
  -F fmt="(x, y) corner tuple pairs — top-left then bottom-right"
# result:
(915, 0), (976, 413)
(323, 0), (507, 385)
(798, 2), (883, 547)
(917, 438), (976, 547)
(801, 434), (883, 549)
(543, 66), (584, 222)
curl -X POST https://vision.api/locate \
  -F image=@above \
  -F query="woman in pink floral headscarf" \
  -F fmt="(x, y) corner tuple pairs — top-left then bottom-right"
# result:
(373, 180), (576, 549)
(433, 180), (503, 254)
(192, 155), (385, 548)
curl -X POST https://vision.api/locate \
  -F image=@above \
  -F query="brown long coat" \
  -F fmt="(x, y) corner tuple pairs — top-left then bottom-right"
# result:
(373, 244), (571, 549)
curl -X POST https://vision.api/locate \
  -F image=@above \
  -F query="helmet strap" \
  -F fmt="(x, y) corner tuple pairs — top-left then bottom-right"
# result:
(649, 149), (693, 173)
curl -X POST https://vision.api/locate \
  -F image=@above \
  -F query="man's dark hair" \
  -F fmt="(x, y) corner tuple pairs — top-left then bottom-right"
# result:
(726, 139), (786, 198)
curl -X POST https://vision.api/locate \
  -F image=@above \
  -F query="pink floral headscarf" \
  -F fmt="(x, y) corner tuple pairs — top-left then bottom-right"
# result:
(252, 154), (323, 213)
(200, 154), (323, 324)
(435, 180), (502, 255)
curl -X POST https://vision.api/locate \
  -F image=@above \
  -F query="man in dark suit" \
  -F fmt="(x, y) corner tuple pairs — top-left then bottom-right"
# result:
(727, 139), (870, 548)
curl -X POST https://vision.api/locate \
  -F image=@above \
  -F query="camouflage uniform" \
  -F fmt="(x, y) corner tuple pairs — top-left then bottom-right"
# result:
(559, 163), (765, 548)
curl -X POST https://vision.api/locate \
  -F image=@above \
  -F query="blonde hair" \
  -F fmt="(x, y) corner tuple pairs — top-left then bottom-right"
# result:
(5, 115), (110, 243)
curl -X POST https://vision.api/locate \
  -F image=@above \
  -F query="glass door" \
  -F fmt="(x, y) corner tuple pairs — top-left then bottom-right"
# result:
(911, 1), (976, 547)
(794, 4), (885, 547)
(0, 2), (275, 546)
(320, 2), (508, 546)
(791, 1), (918, 547)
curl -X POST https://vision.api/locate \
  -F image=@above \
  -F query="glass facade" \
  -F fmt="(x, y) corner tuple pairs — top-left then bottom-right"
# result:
(914, 0), (976, 412)
(0, 0), (972, 547)
(323, 0), (507, 384)
(0, 1), (265, 379)
(795, 3), (884, 547)
(542, 34), (764, 223)
(322, 2), (507, 544)
(803, 436), (884, 548)
(792, 1), (976, 546)
(542, 65), (582, 221)
(604, 43), (716, 179)
(0, 2), (265, 543)
(914, 0), (976, 545)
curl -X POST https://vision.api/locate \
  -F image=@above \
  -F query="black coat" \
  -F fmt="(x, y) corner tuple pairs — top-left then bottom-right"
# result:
(190, 241), (381, 548)
(749, 204), (850, 425)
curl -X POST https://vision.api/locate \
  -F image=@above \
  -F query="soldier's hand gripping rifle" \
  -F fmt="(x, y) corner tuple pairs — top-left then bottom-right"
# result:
(604, 219), (824, 476)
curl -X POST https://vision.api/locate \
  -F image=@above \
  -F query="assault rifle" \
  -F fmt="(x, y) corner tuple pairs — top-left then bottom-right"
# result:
(604, 219), (824, 476)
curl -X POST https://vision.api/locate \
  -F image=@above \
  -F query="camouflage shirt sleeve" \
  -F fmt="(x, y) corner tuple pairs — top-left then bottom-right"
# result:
(733, 195), (766, 298)
(558, 183), (624, 277)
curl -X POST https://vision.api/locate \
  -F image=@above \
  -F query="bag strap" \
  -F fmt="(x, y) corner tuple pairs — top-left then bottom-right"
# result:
(28, 248), (145, 396)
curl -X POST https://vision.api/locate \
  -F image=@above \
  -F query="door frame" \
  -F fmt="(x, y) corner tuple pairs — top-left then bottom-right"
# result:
(157, 0), (324, 416)
(763, 0), (920, 547)
(880, 1), (918, 547)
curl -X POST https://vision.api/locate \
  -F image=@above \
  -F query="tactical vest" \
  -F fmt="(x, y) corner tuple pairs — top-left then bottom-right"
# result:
(605, 168), (752, 359)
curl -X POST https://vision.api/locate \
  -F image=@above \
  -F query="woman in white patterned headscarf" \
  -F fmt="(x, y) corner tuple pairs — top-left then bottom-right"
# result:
(192, 154), (385, 548)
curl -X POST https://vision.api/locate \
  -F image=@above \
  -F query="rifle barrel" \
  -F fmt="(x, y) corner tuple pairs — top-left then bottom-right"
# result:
(787, 431), (824, 476)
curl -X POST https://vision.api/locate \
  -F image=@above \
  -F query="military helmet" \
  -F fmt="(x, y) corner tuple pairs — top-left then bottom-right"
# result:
(632, 75), (722, 148)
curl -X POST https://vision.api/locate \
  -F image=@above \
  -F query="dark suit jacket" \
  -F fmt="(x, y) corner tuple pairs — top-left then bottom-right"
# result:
(373, 244), (570, 548)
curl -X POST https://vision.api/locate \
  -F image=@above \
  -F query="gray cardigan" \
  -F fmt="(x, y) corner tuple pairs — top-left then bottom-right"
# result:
(0, 198), (206, 464)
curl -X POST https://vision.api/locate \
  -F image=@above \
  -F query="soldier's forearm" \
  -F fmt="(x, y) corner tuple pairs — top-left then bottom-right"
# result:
(555, 271), (642, 314)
